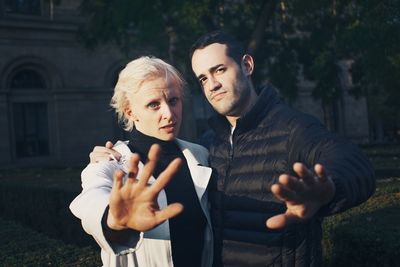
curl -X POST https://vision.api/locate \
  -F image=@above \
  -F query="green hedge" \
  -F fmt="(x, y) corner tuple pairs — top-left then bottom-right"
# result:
(0, 183), (94, 247)
(0, 218), (101, 266)
(0, 170), (399, 266)
(322, 179), (400, 266)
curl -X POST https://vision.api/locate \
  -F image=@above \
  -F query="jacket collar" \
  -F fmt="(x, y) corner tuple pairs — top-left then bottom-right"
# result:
(176, 139), (212, 200)
(209, 85), (282, 135)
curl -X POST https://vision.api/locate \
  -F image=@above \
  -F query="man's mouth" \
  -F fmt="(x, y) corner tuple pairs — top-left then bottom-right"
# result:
(211, 91), (227, 101)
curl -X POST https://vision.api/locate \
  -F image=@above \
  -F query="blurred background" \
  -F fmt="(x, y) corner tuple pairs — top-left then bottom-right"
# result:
(0, 0), (399, 168)
(0, 0), (399, 266)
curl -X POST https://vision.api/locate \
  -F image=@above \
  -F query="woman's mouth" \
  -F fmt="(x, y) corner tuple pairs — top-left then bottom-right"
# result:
(160, 123), (176, 133)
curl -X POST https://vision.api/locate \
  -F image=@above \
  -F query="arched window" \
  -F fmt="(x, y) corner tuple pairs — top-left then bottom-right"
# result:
(9, 68), (49, 158)
(10, 69), (46, 89)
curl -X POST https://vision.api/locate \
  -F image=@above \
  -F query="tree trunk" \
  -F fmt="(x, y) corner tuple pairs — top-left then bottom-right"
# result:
(247, 0), (279, 55)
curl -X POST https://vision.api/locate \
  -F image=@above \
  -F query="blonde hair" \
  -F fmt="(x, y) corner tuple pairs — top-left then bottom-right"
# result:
(111, 56), (186, 131)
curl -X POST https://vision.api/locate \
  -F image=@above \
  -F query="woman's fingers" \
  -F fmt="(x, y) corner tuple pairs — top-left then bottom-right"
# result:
(126, 153), (141, 184)
(113, 169), (125, 190)
(137, 144), (161, 188)
(150, 158), (182, 195)
(154, 203), (184, 224)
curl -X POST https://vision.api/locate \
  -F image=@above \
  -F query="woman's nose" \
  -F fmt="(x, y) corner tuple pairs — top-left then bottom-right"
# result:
(161, 104), (173, 120)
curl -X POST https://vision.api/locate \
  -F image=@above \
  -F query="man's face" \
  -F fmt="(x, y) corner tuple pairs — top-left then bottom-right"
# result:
(191, 43), (252, 117)
(125, 76), (182, 141)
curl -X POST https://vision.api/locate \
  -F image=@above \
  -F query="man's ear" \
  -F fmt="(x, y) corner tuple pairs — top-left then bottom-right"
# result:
(241, 54), (254, 76)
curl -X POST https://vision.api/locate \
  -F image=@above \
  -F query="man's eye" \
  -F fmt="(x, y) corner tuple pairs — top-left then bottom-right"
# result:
(216, 67), (225, 74)
(199, 77), (207, 85)
(147, 102), (160, 109)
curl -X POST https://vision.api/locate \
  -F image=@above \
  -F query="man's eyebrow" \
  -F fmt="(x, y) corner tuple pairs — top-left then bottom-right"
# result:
(196, 64), (224, 80)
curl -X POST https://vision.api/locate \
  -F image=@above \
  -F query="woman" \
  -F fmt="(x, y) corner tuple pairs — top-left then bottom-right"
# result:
(70, 56), (213, 267)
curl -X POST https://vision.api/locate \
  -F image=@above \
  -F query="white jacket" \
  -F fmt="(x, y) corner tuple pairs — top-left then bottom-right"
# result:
(70, 139), (213, 267)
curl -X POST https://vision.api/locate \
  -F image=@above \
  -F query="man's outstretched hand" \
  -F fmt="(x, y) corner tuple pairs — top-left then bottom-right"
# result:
(107, 144), (184, 232)
(266, 163), (335, 229)
(90, 141), (122, 163)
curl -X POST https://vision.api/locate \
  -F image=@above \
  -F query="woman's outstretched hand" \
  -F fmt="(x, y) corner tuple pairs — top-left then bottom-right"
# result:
(107, 144), (184, 232)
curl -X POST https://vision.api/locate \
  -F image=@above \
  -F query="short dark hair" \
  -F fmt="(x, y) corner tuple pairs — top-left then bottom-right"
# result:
(189, 30), (245, 64)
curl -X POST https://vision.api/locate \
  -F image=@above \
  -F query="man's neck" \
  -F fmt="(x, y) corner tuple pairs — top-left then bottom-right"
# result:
(226, 89), (258, 127)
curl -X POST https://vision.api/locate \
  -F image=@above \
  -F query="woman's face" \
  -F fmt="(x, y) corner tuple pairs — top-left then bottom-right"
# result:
(125, 76), (182, 141)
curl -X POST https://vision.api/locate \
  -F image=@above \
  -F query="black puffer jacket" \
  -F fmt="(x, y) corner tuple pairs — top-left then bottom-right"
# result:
(205, 86), (375, 267)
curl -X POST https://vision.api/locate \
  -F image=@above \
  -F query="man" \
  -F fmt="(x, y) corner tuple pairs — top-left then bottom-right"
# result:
(90, 31), (375, 266)
(189, 31), (375, 266)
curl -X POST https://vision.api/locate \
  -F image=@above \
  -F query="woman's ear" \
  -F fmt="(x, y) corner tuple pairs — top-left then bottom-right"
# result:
(241, 54), (254, 76)
(124, 107), (139, 122)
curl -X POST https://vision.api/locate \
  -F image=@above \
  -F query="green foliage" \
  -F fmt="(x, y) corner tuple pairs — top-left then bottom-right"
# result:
(76, 0), (288, 93)
(362, 143), (400, 176)
(0, 152), (399, 266)
(0, 218), (101, 266)
(76, 0), (400, 130)
(346, 1), (400, 123)
(0, 181), (94, 247)
(322, 179), (400, 266)
(267, 45), (299, 103)
(292, 0), (400, 121)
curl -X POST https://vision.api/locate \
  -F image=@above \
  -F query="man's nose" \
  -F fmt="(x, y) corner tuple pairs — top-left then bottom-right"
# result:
(208, 77), (222, 92)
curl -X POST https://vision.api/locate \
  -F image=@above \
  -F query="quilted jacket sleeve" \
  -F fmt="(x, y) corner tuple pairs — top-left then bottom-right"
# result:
(287, 114), (376, 216)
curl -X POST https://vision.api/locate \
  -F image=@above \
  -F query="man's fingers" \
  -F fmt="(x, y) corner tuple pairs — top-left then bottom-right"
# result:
(314, 163), (327, 182)
(137, 144), (161, 188)
(278, 174), (305, 193)
(150, 158), (182, 194)
(266, 214), (286, 229)
(154, 203), (184, 224)
(92, 146), (122, 161)
(105, 141), (114, 148)
(90, 153), (113, 163)
(266, 212), (301, 229)
(293, 162), (315, 186)
(271, 183), (298, 203)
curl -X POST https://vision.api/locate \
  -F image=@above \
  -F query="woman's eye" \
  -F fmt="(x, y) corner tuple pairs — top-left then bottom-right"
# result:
(169, 97), (179, 106)
(147, 102), (160, 109)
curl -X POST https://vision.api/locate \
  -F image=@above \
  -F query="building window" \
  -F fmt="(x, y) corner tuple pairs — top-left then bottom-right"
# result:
(13, 102), (49, 157)
(10, 69), (45, 89)
(9, 68), (49, 158)
(4, 0), (41, 16)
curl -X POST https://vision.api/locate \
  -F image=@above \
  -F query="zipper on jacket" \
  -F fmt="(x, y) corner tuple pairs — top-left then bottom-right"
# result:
(223, 129), (235, 191)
